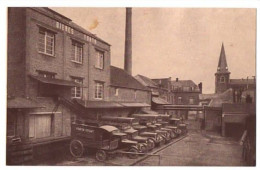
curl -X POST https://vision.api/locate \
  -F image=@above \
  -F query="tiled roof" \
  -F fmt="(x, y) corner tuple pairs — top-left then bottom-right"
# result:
(135, 75), (158, 88)
(110, 66), (150, 91)
(229, 79), (255, 85)
(171, 80), (197, 87)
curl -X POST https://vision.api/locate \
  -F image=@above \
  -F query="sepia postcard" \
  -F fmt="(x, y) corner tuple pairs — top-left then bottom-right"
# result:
(5, 5), (256, 167)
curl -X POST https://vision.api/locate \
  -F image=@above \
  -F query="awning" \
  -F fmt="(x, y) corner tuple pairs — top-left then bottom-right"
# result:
(7, 97), (45, 109)
(30, 75), (81, 87)
(152, 97), (169, 105)
(73, 99), (124, 109)
(99, 125), (118, 132)
(120, 102), (150, 107)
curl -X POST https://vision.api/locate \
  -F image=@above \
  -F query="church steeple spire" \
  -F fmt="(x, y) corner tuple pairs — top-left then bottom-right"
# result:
(217, 43), (230, 73)
(215, 42), (231, 93)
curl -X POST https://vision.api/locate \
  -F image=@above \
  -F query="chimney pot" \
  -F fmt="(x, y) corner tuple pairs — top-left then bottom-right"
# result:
(176, 78), (179, 82)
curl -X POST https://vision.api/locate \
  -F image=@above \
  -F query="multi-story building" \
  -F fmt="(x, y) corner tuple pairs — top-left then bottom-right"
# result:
(7, 7), (111, 164)
(171, 78), (202, 105)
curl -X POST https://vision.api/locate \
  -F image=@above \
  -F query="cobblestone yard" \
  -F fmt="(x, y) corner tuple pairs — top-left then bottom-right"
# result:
(136, 130), (246, 166)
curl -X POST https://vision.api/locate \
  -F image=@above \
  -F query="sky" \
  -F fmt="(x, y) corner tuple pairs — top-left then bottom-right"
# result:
(51, 8), (256, 94)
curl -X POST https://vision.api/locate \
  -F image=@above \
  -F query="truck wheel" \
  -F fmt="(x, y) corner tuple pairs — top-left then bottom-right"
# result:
(159, 138), (166, 146)
(170, 132), (176, 139)
(70, 140), (84, 158)
(140, 144), (147, 153)
(96, 150), (107, 162)
(148, 139), (155, 150)
(127, 147), (139, 159)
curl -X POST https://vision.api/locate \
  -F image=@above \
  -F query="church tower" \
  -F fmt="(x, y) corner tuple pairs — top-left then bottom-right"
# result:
(215, 43), (230, 93)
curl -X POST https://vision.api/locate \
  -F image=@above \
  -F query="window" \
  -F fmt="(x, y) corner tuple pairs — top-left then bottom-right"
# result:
(29, 114), (53, 139)
(220, 76), (225, 83)
(134, 90), (137, 99)
(189, 97), (194, 104)
(38, 28), (55, 56)
(183, 87), (190, 91)
(95, 50), (104, 69)
(95, 82), (104, 99)
(178, 97), (182, 104)
(71, 78), (83, 98)
(71, 41), (83, 63)
(115, 88), (119, 96)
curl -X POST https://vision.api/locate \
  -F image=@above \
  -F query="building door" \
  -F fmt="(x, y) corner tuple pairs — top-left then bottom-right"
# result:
(225, 123), (244, 140)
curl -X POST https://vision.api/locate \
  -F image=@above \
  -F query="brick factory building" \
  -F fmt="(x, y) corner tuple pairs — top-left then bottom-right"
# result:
(7, 7), (154, 164)
(7, 7), (111, 164)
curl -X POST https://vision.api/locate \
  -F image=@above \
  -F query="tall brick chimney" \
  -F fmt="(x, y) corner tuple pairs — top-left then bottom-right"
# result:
(124, 7), (132, 75)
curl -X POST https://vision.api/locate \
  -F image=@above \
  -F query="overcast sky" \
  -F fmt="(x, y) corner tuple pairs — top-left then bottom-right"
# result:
(51, 8), (256, 94)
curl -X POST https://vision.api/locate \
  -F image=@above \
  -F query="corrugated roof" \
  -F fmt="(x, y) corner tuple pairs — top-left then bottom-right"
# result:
(135, 75), (158, 88)
(110, 66), (150, 91)
(7, 97), (45, 109)
(171, 80), (197, 87)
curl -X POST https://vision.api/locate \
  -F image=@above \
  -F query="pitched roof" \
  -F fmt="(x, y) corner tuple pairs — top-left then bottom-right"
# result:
(216, 43), (230, 74)
(171, 80), (197, 87)
(208, 88), (233, 107)
(110, 66), (150, 91)
(135, 74), (158, 88)
(229, 79), (256, 85)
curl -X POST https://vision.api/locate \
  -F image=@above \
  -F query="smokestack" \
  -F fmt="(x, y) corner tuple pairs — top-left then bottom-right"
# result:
(124, 7), (132, 75)
(198, 82), (202, 93)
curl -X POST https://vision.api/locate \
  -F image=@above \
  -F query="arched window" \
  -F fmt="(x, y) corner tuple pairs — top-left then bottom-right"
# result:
(220, 76), (225, 83)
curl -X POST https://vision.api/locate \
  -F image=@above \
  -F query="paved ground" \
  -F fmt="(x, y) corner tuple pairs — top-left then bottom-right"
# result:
(135, 130), (246, 166)
(37, 120), (246, 166)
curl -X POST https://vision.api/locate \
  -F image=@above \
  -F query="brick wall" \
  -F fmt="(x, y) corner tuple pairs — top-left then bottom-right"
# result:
(173, 92), (200, 105)
(7, 8), (27, 97)
(204, 107), (222, 132)
(109, 87), (151, 105)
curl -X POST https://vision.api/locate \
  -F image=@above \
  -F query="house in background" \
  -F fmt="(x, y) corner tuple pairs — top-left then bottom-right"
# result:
(169, 78), (202, 120)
